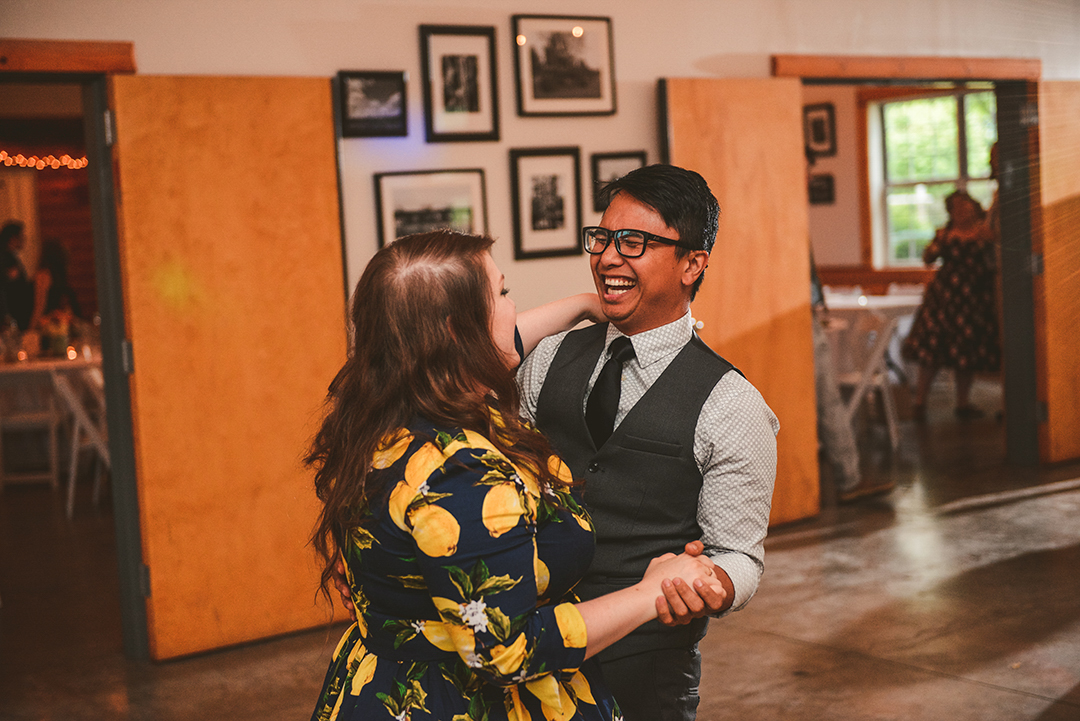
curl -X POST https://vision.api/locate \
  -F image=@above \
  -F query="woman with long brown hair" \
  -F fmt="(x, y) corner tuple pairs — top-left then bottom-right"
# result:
(307, 230), (719, 721)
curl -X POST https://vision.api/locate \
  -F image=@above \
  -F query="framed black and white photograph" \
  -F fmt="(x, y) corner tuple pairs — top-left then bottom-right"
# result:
(803, 103), (837, 157)
(808, 173), (836, 205)
(337, 71), (408, 137)
(374, 169), (488, 247)
(509, 147), (582, 260)
(590, 151), (646, 212)
(512, 15), (616, 117)
(420, 25), (500, 142)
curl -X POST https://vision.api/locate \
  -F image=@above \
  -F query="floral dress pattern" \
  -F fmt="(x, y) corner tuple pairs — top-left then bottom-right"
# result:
(902, 227), (1001, 372)
(311, 417), (622, 721)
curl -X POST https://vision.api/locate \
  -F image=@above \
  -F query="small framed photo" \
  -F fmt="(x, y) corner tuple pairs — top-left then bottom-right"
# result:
(512, 15), (616, 117)
(374, 169), (488, 247)
(510, 147), (582, 260)
(590, 151), (646, 212)
(808, 173), (836, 205)
(337, 71), (408, 137)
(804, 103), (837, 157)
(420, 25), (500, 142)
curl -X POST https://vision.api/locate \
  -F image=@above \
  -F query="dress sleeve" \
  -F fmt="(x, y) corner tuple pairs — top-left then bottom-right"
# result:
(405, 441), (587, 688)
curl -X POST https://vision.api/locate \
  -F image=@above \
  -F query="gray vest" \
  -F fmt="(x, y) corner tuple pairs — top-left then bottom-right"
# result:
(535, 323), (736, 658)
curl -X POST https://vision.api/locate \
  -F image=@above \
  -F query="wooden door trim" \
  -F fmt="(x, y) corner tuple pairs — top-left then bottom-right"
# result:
(0, 39), (136, 74)
(772, 54), (1040, 81)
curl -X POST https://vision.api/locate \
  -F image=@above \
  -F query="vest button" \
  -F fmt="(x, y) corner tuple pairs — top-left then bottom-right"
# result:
(587, 463), (600, 473)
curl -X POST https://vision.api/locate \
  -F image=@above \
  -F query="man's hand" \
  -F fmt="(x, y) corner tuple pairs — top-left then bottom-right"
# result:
(655, 540), (733, 626)
(331, 557), (357, 621)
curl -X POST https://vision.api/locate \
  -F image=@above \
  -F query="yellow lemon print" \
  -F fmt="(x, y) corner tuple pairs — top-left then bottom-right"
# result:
(514, 462), (541, 498)
(420, 620), (456, 652)
(349, 650), (379, 696)
(553, 603), (587, 649)
(371, 430), (412, 469)
(404, 441), (448, 488)
(534, 543), (550, 596)
(482, 482), (525, 538)
(533, 676), (575, 721)
(409, 504), (460, 557)
(547, 456), (574, 485)
(388, 480), (420, 531)
(568, 672), (595, 705)
(573, 512), (593, 533)
(489, 633), (528, 676)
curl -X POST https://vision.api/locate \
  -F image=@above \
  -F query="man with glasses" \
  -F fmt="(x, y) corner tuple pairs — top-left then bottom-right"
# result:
(517, 164), (778, 721)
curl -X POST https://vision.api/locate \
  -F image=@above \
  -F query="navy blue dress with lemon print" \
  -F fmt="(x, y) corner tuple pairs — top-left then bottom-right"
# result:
(311, 417), (622, 721)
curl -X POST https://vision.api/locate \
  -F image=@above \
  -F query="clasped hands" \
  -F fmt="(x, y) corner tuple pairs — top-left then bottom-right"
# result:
(331, 539), (728, 628)
(643, 540), (730, 626)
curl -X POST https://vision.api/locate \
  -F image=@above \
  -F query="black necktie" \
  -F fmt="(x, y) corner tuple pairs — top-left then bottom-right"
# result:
(585, 336), (636, 447)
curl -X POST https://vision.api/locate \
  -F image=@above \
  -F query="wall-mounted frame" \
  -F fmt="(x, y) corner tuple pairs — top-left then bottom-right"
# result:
(590, 150), (646, 212)
(808, 173), (835, 205)
(512, 15), (616, 117)
(374, 169), (488, 247)
(803, 103), (837, 157)
(420, 25), (500, 142)
(336, 71), (408, 137)
(510, 147), (582, 260)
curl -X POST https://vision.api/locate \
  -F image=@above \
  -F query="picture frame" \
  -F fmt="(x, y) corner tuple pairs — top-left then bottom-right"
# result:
(804, 103), (837, 157)
(373, 169), (488, 247)
(590, 151), (646, 212)
(419, 25), (500, 142)
(336, 71), (408, 137)
(509, 147), (582, 260)
(808, 173), (836, 205)
(512, 15), (616, 117)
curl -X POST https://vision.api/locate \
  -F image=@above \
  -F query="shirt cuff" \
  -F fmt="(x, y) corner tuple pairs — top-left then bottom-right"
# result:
(708, 552), (761, 615)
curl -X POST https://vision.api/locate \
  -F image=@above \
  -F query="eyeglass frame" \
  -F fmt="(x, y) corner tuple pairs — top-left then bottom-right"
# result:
(581, 226), (699, 258)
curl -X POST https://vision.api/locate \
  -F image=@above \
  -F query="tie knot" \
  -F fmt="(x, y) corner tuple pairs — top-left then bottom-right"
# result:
(608, 336), (636, 364)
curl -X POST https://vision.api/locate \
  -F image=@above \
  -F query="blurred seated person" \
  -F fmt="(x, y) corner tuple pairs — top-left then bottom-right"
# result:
(1, 220), (34, 330)
(30, 239), (83, 353)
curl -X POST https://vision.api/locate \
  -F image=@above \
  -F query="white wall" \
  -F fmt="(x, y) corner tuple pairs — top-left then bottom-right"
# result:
(803, 85), (862, 266)
(4, 0), (1078, 308)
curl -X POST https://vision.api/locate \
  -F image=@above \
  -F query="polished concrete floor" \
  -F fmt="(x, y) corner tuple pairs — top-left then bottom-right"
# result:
(2, 377), (1079, 720)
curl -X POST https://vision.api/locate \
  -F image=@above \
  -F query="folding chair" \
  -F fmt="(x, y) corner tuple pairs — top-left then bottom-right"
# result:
(51, 369), (110, 519)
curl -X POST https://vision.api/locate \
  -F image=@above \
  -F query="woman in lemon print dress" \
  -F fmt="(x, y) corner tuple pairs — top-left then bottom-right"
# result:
(307, 230), (720, 721)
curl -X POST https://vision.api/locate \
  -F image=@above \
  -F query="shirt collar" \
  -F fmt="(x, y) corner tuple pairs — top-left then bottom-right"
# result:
(603, 311), (694, 368)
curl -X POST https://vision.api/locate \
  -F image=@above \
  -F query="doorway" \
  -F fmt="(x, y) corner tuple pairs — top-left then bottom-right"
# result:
(772, 55), (1042, 471)
(0, 74), (147, 676)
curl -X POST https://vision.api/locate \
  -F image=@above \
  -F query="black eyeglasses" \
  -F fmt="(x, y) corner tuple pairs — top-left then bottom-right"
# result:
(582, 226), (696, 258)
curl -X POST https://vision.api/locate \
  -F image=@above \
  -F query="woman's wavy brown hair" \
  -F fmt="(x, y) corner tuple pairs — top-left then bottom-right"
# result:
(306, 230), (564, 600)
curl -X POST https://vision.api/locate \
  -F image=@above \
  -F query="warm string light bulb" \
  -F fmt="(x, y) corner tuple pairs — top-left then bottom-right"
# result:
(0, 151), (88, 170)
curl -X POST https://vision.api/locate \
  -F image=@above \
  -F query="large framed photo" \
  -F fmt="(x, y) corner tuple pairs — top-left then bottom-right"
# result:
(374, 169), (488, 247)
(590, 151), (646, 212)
(337, 71), (408, 137)
(420, 25), (500, 142)
(803, 103), (837, 157)
(509, 147), (582, 260)
(512, 15), (616, 117)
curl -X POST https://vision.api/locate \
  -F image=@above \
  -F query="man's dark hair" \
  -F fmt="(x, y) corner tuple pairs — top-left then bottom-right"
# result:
(1, 221), (25, 248)
(598, 164), (719, 299)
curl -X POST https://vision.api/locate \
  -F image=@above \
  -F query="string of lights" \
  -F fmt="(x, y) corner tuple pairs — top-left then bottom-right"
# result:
(0, 150), (88, 170)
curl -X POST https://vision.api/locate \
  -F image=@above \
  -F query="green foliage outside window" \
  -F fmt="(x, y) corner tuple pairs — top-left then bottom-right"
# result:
(880, 90), (996, 265)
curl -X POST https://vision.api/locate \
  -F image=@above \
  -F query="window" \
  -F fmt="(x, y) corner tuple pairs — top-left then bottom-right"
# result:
(870, 89), (997, 266)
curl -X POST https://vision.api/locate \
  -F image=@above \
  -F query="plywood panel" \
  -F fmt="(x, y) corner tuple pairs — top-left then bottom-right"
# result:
(772, 54), (1040, 81)
(0, 39), (135, 74)
(1036, 81), (1080, 463)
(110, 76), (346, 659)
(664, 77), (819, 525)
